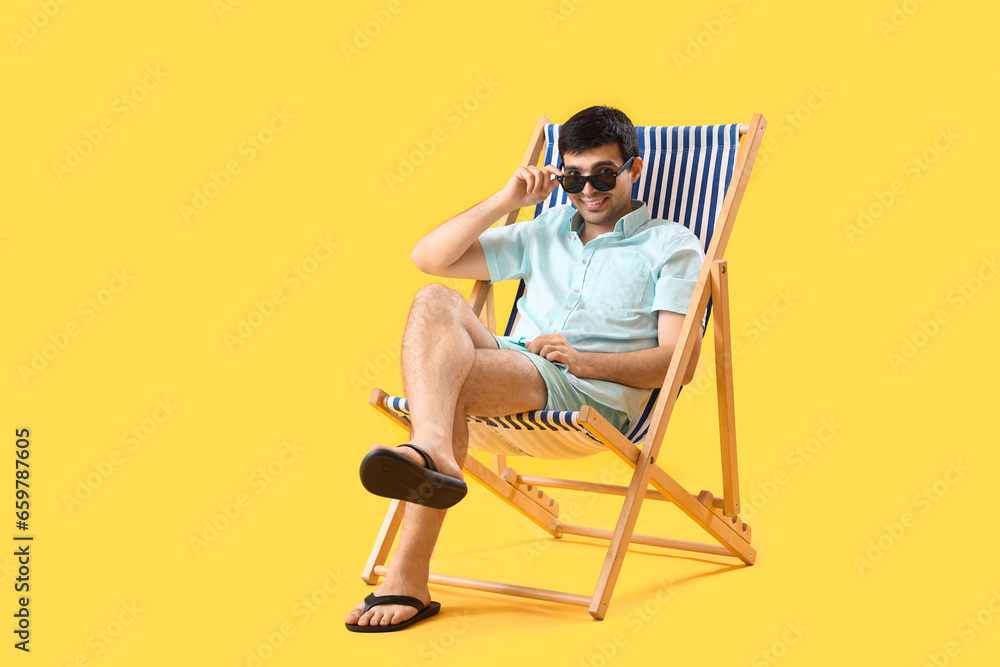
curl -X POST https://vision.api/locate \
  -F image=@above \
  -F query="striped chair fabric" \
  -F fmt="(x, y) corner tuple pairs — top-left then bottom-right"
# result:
(380, 396), (607, 460)
(380, 123), (743, 459)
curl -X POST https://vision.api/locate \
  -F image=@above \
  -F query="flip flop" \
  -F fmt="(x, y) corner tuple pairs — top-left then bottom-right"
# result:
(345, 593), (442, 633)
(359, 444), (468, 509)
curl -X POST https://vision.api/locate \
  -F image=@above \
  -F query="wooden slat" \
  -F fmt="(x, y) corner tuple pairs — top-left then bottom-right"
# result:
(462, 455), (561, 536)
(698, 490), (751, 543)
(361, 500), (405, 584)
(477, 284), (497, 332)
(710, 507), (752, 543)
(500, 468), (559, 517)
(580, 409), (755, 563)
(372, 566), (590, 607)
(557, 523), (732, 557)
(516, 474), (671, 502)
(522, 483), (559, 517)
(711, 260), (740, 517)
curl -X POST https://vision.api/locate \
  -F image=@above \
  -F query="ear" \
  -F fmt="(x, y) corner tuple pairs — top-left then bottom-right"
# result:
(630, 156), (643, 183)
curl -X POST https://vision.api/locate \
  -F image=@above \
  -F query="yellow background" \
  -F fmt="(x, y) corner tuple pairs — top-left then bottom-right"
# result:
(3, 0), (998, 664)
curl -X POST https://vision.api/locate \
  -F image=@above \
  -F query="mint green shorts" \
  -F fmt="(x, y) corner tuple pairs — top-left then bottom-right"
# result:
(492, 334), (629, 432)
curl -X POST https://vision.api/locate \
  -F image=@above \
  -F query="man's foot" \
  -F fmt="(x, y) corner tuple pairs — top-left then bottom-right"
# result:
(360, 443), (467, 509)
(345, 581), (433, 629)
(369, 442), (463, 481)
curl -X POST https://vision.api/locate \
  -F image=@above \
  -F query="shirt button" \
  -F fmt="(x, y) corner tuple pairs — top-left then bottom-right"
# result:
(564, 305), (571, 310)
(574, 288), (580, 293)
(581, 259), (587, 264)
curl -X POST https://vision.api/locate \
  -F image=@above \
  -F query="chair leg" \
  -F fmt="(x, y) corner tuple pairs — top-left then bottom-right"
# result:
(490, 453), (507, 474)
(361, 499), (405, 584)
(711, 260), (741, 517)
(588, 449), (654, 619)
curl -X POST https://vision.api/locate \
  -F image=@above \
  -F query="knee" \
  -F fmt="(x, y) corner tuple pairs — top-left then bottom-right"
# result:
(412, 283), (465, 314)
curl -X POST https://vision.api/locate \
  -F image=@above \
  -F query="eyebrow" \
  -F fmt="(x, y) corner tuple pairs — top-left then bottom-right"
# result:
(562, 159), (620, 171)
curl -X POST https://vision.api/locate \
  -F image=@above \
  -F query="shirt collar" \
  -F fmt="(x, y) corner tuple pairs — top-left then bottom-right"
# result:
(570, 200), (650, 237)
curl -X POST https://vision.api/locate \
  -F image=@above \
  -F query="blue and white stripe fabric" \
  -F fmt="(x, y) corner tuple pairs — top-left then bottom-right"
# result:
(383, 395), (607, 460)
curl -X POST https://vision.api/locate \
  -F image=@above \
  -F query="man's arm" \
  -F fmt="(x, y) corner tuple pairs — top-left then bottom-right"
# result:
(410, 164), (562, 280)
(526, 310), (702, 388)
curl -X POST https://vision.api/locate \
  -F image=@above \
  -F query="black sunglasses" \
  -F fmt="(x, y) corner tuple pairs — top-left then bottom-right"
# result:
(555, 156), (636, 194)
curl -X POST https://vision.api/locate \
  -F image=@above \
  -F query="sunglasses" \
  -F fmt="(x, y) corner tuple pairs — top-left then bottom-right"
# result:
(555, 156), (636, 194)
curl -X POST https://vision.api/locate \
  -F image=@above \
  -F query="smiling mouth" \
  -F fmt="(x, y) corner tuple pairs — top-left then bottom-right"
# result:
(580, 196), (609, 210)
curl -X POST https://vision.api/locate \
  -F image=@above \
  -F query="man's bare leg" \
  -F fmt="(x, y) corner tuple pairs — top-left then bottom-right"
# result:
(346, 285), (547, 627)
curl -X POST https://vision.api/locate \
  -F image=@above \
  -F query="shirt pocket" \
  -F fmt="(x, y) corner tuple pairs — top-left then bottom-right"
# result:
(587, 257), (652, 310)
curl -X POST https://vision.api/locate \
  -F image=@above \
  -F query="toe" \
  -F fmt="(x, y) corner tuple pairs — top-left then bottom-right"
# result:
(345, 600), (367, 625)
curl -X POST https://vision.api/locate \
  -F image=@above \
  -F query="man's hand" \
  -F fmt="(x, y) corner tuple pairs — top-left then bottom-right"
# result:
(411, 164), (563, 280)
(498, 165), (563, 210)
(526, 333), (586, 377)
(524, 312), (702, 389)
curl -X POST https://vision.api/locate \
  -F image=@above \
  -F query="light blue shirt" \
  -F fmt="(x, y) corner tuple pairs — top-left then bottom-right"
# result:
(478, 200), (705, 424)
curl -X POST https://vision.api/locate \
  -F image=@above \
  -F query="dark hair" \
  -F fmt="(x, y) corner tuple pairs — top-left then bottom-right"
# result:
(558, 105), (639, 164)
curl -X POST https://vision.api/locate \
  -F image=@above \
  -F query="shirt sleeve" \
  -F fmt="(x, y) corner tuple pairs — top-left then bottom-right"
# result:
(651, 230), (705, 314)
(477, 216), (538, 284)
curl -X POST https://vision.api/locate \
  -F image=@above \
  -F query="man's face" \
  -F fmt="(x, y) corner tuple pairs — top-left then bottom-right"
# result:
(561, 143), (641, 228)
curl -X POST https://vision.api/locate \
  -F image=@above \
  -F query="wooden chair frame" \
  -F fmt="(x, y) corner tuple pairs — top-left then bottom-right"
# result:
(362, 113), (767, 619)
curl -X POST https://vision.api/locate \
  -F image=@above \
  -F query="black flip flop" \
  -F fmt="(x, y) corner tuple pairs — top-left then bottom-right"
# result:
(359, 444), (468, 509)
(345, 593), (441, 633)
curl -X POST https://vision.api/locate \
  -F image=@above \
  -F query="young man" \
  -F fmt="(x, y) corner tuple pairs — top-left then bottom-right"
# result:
(346, 106), (704, 631)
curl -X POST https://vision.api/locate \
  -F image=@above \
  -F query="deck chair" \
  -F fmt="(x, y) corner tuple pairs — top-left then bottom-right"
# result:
(363, 113), (767, 619)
